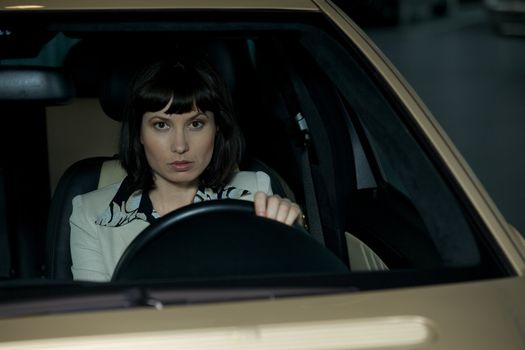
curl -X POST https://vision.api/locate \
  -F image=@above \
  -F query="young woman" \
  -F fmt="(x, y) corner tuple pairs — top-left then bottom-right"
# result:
(70, 58), (303, 281)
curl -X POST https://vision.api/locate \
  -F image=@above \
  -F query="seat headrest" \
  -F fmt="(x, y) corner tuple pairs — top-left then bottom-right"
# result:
(0, 66), (74, 104)
(64, 39), (238, 122)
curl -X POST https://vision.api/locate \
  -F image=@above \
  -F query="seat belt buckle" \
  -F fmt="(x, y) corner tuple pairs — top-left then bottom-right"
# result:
(295, 112), (311, 144)
(295, 112), (319, 163)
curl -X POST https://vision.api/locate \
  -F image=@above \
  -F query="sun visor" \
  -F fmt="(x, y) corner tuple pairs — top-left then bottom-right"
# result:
(0, 66), (74, 105)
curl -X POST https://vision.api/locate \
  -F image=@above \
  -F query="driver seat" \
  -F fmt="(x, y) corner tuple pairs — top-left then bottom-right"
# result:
(45, 39), (296, 280)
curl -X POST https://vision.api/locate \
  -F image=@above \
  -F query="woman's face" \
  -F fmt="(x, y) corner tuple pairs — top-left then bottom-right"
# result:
(140, 101), (217, 189)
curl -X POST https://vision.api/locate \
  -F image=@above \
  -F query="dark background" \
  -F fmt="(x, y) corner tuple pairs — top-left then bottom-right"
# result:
(334, 0), (525, 236)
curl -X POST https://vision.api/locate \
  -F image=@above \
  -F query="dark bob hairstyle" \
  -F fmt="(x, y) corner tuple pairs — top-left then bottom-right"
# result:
(119, 58), (244, 191)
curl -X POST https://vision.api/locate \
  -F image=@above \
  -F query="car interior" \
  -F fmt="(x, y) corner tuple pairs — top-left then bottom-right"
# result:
(0, 11), (512, 298)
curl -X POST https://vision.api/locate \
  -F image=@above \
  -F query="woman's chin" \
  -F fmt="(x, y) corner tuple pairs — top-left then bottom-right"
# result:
(165, 173), (200, 187)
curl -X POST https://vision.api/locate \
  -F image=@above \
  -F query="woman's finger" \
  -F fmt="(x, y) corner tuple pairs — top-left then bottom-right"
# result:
(265, 194), (281, 220)
(254, 191), (267, 217)
(276, 198), (292, 223)
(285, 203), (302, 226)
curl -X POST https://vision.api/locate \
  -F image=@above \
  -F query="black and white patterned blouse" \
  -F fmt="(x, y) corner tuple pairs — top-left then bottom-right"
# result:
(95, 176), (251, 228)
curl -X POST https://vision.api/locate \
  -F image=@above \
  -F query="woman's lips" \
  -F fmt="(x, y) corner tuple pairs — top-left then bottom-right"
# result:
(170, 161), (193, 171)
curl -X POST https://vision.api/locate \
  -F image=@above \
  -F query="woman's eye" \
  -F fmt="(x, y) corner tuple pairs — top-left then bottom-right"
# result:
(154, 121), (169, 130)
(190, 120), (205, 129)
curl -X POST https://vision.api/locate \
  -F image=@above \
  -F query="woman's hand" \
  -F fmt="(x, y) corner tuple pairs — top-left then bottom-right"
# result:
(254, 191), (304, 227)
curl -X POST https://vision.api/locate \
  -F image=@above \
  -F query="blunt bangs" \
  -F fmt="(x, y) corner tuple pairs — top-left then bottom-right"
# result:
(134, 61), (218, 116)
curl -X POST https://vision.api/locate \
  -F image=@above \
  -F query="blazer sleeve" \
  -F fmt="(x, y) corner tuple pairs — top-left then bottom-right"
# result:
(255, 171), (273, 195)
(229, 171), (273, 201)
(70, 195), (110, 282)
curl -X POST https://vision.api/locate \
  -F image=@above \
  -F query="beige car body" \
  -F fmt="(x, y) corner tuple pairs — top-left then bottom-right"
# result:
(1, 0), (524, 349)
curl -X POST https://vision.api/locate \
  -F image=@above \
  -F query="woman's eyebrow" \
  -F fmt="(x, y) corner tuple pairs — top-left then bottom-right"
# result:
(187, 111), (208, 120)
(148, 114), (171, 120)
(147, 111), (207, 120)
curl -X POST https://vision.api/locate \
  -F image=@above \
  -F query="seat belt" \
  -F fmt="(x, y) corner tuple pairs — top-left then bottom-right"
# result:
(272, 47), (325, 246)
(295, 113), (324, 245)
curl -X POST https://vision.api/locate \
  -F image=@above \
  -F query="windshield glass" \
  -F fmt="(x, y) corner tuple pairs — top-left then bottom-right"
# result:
(0, 10), (510, 316)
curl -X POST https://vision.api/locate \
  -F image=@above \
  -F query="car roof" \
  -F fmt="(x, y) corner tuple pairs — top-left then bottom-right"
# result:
(0, 0), (319, 12)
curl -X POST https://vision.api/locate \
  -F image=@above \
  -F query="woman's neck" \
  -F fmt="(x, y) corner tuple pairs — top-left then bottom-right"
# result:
(148, 178), (199, 217)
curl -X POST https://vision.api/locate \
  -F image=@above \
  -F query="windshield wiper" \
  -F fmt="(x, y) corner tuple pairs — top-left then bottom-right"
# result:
(0, 274), (359, 318)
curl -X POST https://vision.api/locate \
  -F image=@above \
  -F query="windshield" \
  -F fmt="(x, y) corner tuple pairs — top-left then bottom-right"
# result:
(0, 9), (511, 316)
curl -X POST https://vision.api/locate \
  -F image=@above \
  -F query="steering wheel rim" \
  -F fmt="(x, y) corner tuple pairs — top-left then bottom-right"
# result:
(112, 199), (348, 281)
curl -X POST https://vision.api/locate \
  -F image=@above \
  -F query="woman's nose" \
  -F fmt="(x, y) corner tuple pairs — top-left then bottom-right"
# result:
(171, 129), (189, 154)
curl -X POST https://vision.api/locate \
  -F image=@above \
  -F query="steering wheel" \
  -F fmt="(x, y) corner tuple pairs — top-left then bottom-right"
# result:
(112, 199), (348, 281)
